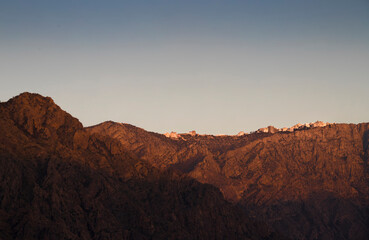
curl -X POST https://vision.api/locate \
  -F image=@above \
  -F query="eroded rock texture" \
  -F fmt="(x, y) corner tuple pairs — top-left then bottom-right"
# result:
(0, 93), (281, 240)
(89, 118), (369, 239)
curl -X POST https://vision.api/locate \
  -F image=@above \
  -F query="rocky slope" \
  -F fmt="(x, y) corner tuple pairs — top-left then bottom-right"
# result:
(88, 120), (369, 239)
(0, 93), (282, 240)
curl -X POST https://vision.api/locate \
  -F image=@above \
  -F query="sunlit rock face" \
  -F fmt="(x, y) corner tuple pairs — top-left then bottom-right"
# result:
(164, 131), (182, 139)
(0, 93), (283, 240)
(256, 126), (280, 134)
(91, 119), (369, 240)
(310, 120), (328, 128)
(5, 92), (368, 240)
(278, 121), (331, 133)
(237, 131), (247, 136)
(189, 130), (197, 136)
(255, 122), (330, 135)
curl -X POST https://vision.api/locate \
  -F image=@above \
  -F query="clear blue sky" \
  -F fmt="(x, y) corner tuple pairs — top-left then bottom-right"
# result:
(1, 1), (368, 134)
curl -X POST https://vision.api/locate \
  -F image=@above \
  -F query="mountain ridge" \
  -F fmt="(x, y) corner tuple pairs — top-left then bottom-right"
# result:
(87, 115), (369, 239)
(0, 92), (282, 240)
(2, 92), (369, 239)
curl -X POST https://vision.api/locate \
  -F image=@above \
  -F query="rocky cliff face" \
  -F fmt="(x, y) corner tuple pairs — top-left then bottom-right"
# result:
(0, 93), (281, 240)
(2, 92), (368, 240)
(89, 120), (369, 239)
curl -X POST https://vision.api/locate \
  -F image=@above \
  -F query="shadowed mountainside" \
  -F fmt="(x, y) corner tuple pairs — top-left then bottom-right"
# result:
(88, 119), (369, 239)
(0, 93), (282, 240)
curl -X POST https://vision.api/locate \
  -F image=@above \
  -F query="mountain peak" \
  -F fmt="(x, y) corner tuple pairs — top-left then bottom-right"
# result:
(1, 92), (82, 146)
(7, 92), (55, 105)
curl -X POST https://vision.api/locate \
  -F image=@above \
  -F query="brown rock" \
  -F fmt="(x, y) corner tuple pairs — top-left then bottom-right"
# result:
(90, 118), (369, 240)
(0, 93), (282, 240)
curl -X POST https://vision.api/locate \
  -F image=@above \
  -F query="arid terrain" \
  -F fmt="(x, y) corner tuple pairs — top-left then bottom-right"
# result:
(1, 92), (369, 239)
(88, 120), (369, 240)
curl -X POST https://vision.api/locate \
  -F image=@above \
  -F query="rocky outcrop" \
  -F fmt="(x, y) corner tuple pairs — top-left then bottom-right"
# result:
(2, 92), (82, 147)
(237, 131), (247, 136)
(256, 126), (279, 134)
(189, 130), (197, 136)
(279, 121), (331, 132)
(256, 121), (331, 134)
(164, 131), (180, 139)
(90, 120), (369, 240)
(5, 92), (365, 239)
(0, 93), (282, 240)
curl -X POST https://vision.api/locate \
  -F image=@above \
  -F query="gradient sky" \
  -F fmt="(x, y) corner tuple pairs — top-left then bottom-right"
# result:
(1, 1), (369, 134)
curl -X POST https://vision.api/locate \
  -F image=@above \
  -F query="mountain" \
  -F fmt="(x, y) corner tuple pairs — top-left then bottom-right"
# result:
(0, 93), (282, 240)
(88, 120), (369, 239)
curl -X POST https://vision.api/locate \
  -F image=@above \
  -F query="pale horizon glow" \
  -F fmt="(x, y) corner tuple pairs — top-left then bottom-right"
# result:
(1, 1), (369, 134)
